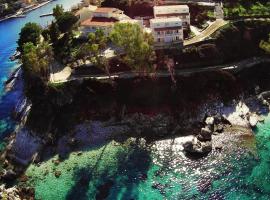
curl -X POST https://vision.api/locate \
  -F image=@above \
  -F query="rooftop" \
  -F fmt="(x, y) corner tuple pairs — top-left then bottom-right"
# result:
(81, 17), (118, 27)
(95, 7), (120, 13)
(154, 5), (189, 10)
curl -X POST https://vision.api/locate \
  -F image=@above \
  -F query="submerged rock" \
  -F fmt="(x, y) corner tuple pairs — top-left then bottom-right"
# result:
(152, 182), (166, 194)
(55, 171), (61, 178)
(197, 178), (212, 193)
(138, 173), (148, 181)
(96, 180), (114, 200)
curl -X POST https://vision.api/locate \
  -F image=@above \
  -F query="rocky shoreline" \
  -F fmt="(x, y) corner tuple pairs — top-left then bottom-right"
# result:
(1, 88), (269, 192)
(1, 60), (270, 198)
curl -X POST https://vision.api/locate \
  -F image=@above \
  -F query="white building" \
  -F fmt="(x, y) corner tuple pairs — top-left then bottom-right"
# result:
(93, 7), (124, 20)
(150, 17), (183, 48)
(153, 5), (190, 28)
(79, 7), (126, 36)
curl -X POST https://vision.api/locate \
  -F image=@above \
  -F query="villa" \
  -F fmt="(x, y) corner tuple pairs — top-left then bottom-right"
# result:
(153, 5), (190, 28)
(150, 17), (183, 49)
(79, 7), (131, 36)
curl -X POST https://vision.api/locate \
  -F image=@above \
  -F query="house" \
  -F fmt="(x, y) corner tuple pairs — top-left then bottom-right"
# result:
(80, 17), (118, 36)
(153, 5), (190, 28)
(150, 17), (183, 49)
(79, 7), (130, 37)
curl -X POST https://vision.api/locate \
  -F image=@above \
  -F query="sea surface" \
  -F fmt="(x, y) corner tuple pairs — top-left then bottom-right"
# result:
(0, 1), (270, 199)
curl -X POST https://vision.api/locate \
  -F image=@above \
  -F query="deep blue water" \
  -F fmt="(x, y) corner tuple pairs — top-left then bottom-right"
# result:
(0, 0), (82, 141)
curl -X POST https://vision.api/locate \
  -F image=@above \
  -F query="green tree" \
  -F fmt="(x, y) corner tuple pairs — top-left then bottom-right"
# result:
(56, 12), (78, 33)
(17, 22), (42, 52)
(22, 42), (54, 80)
(110, 23), (156, 75)
(49, 21), (60, 44)
(53, 4), (64, 20)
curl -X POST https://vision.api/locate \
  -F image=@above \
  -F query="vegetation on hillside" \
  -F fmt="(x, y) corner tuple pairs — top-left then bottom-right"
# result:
(178, 20), (270, 67)
(17, 22), (42, 52)
(223, 0), (270, 18)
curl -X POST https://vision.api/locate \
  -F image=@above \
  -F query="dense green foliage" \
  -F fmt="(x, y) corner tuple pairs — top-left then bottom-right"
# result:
(17, 22), (42, 52)
(179, 20), (270, 66)
(224, 0), (270, 18)
(52, 4), (64, 19)
(21, 41), (54, 104)
(110, 23), (156, 74)
(214, 20), (270, 60)
(56, 12), (78, 33)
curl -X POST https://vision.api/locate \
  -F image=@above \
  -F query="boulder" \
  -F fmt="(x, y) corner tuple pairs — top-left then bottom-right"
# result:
(205, 117), (215, 126)
(1, 169), (17, 182)
(54, 171), (61, 178)
(214, 124), (224, 133)
(249, 114), (259, 127)
(183, 138), (212, 156)
(197, 127), (212, 141)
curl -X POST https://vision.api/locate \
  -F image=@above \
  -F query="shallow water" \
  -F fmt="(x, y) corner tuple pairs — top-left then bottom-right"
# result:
(25, 116), (270, 199)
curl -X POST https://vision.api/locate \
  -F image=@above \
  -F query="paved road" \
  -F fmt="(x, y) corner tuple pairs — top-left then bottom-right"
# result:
(184, 19), (228, 46)
(50, 56), (270, 83)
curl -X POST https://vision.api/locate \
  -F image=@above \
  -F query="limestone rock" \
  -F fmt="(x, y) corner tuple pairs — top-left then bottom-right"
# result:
(183, 138), (212, 156)
(205, 117), (215, 125)
(198, 127), (212, 141)
(249, 113), (259, 127)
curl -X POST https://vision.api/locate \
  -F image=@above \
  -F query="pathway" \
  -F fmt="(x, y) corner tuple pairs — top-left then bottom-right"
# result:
(184, 19), (228, 46)
(50, 56), (270, 83)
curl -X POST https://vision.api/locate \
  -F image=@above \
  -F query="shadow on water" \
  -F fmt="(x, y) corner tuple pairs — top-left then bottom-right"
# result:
(65, 141), (151, 200)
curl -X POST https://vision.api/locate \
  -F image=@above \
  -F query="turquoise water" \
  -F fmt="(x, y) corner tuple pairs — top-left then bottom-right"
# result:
(26, 117), (270, 199)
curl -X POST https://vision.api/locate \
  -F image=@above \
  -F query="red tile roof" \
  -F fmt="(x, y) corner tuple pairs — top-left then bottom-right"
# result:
(91, 17), (118, 22)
